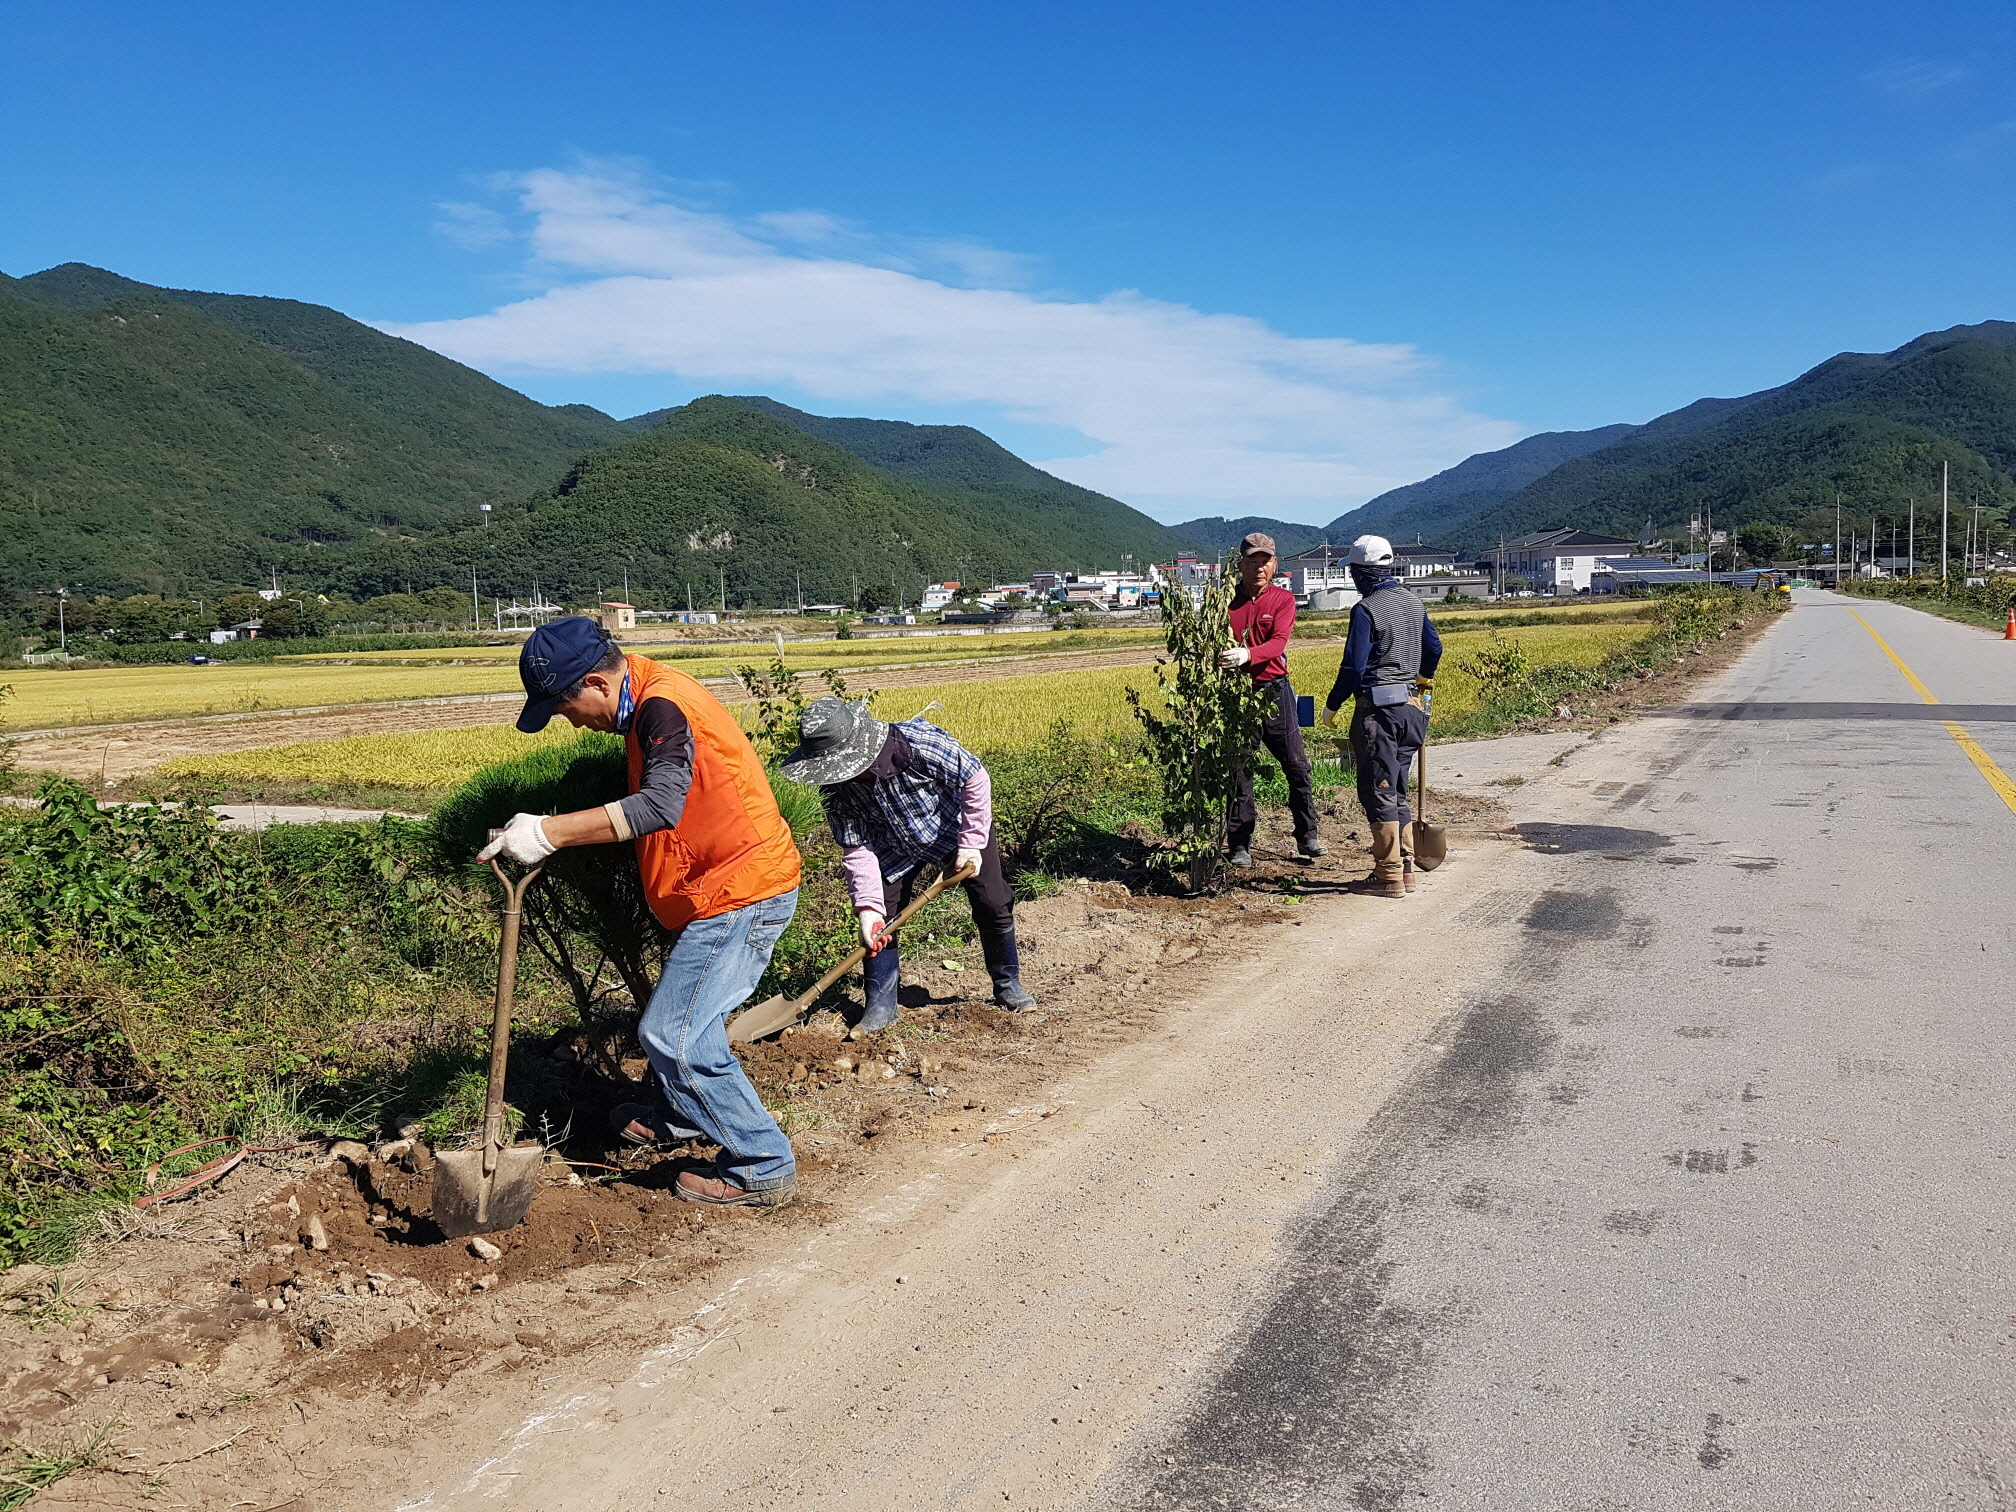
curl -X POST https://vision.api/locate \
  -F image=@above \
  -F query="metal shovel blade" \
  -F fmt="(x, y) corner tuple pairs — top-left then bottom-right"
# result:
(432, 1144), (545, 1239)
(1414, 820), (1450, 872)
(726, 992), (800, 1045)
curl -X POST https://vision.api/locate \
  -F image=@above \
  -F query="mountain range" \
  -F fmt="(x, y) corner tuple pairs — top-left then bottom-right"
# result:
(1184, 321), (2016, 558)
(0, 264), (1182, 607)
(4, 259), (2009, 606)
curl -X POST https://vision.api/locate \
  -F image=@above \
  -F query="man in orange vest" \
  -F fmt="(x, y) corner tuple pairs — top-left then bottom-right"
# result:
(478, 617), (803, 1207)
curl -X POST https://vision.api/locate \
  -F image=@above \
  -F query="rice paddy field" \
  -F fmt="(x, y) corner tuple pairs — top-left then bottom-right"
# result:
(155, 619), (1657, 799)
(0, 627), (1172, 732)
(4, 603), (1653, 733)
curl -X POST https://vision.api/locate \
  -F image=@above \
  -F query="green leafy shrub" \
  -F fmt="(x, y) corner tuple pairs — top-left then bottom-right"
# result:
(1127, 568), (1273, 891)
(0, 794), (506, 1266)
(427, 731), (666, 1059)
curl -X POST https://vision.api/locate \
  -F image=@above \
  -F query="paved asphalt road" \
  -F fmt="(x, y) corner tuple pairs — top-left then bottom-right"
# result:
(1107, 590), (2015, 1510)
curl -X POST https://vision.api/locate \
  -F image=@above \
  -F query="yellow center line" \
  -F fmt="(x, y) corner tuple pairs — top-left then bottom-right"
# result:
(1849, 609), (2016, 816)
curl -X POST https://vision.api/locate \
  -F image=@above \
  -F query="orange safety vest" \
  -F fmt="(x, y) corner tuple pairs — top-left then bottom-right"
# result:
(622, 653), (801, 930)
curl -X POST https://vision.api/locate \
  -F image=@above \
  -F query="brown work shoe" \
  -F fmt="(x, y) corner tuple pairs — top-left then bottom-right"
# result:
(1401, 865), (1418, 893)
(673, 1166), (797, 1208)
(609, 1103), (661, 1146)
(1344, 873), (1407, 899)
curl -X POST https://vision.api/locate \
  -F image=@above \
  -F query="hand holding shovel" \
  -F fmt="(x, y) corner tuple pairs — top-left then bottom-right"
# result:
(728, 860), (978, 1043)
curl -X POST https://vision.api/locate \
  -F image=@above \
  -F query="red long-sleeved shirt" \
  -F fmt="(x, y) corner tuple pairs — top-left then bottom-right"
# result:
(1227, 582), (1297, 682)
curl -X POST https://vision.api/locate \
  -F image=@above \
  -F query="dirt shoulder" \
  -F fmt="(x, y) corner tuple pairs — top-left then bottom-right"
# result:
(3, 779), (1515, 1510)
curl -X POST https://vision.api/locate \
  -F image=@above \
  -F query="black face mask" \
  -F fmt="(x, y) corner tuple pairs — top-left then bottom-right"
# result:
(1350, 564), (1392, 592)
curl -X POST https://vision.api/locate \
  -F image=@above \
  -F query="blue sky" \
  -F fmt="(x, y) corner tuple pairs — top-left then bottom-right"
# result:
(4, 1), (2012, 524)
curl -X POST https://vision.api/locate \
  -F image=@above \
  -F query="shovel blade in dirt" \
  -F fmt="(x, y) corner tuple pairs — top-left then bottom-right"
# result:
(726, 861), (978, 1044)
(432, 858), (546, 1240)
(728, 991), (804, 1045)
(432, 1143), (546, 1239)
(1414, 819), (1449, 871)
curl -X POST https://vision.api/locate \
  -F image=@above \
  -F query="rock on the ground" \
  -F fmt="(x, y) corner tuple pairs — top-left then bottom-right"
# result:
(468, 1237), (503, 1262)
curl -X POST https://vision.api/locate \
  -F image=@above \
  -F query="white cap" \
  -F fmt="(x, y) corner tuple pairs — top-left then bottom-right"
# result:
(1346, 534), (1395, 566)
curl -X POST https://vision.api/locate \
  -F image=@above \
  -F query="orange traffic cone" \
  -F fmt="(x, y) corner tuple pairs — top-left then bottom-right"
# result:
(2004, 607), (2015, 641)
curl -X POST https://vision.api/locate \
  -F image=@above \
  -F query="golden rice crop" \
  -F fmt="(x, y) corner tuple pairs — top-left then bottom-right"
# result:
(148, 619), (1658, 793)
(9, 626), (1174, 730)
(157, 724), (583, 792)
(1, 660), (525, 731)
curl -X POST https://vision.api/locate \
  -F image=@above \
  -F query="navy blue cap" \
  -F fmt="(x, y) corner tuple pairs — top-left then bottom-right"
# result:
(517, 616), (615, 732)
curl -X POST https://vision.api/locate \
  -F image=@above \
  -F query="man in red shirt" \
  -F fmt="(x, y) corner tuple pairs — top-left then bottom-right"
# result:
(1219, 532), (1324, 866)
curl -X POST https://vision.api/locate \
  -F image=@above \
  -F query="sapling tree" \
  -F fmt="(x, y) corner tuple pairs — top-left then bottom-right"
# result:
(734, 634), (854, 763)
(1126, 565), (1273, 892)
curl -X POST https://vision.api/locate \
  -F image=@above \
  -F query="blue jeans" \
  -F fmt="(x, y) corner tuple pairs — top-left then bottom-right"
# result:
(636, 888), (799, 1191)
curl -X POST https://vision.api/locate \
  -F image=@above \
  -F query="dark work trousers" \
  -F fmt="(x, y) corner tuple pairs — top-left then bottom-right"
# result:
(1349, 696), (1429, 825)
(1228, 677), (1320, 850)
(861, 830), (1019, 1008)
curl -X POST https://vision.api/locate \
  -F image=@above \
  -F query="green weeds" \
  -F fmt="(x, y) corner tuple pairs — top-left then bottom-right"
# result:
(0, 1421), (118, 1511)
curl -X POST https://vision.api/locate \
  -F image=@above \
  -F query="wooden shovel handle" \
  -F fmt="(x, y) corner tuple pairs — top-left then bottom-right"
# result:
(788, 860), (977, 1012)
(480, 859), (544, 1175)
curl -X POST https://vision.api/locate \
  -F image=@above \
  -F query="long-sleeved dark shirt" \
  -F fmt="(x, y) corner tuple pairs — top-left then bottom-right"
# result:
(1326, 581), (1444, 710)
(607, 694), (694, 839)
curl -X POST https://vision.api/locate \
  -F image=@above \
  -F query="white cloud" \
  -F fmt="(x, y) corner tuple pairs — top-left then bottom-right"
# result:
(384, 166), (1521, 521)
(1863, 59), (1971, 100)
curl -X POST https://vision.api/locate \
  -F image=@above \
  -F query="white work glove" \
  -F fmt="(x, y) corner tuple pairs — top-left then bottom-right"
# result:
(954, 846), (984, 878)
(857, 908), (887, 955)
(1218, 646), (1251, 668)
(1320, 705), (1341, 729)
(477, 812), (556, 865)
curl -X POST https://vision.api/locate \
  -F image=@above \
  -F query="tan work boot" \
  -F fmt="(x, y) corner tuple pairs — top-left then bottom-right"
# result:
(1400, 823), (1419, 892)
(1346, 822), (1408, 898)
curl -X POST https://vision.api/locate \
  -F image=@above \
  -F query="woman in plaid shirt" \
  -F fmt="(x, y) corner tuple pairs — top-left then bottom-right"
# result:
(783, 696), (1036, 1033)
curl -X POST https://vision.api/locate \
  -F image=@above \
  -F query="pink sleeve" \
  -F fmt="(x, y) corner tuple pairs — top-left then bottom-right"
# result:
(841, 845), (885, 912)
(958, 764), (993, 850)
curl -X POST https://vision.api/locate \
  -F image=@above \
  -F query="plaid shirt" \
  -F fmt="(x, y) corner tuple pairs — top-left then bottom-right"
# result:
(822, 719), (981, 881)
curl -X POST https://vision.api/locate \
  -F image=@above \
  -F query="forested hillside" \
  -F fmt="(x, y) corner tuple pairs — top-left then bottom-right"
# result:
(406, 397), (1146, 608)
(1168, 516), (1328, 555)
(0, 264), (1186, 612)
(669, 396), (1188, 569)
(0, 265), (626, 598)
(1327, 424), (1642, 546)
(1383, 323), (2016, 553)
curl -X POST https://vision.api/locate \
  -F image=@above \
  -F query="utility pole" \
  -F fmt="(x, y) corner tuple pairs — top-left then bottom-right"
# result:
(56, 588), (67, 652)
(1834, 496), (1842, 585)
(1908, 498), (1916, 576)
(795, 571), (803, 614)
(718, 568), (726, 614)
(471, 570), (480, 632)
(685, 582), (693, 613)
(1942, 461), (1951, 587)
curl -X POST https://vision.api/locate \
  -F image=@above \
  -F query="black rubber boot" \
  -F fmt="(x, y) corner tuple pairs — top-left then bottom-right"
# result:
(859, 939), (902, 1033)
(981, 927), (1037, 1010)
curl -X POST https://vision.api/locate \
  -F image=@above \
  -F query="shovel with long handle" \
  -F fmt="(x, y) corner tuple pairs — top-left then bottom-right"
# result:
(728, 861), (978, 1043)
(433, 859), (549, 1239)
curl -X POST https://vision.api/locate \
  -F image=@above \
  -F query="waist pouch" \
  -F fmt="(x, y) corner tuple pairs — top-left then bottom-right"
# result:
(1367, 683), (1412, 707)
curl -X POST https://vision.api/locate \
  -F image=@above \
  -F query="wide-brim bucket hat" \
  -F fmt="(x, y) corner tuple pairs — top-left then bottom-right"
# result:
(779, 695), (890, 786)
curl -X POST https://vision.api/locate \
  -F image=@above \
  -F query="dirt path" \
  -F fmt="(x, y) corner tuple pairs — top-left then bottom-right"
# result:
(8, 797), (1523, 1512)
(11, 643), (1240, 786)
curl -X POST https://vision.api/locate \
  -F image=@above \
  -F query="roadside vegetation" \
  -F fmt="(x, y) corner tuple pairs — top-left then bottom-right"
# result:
(1837, 575), (2016, 634)
(0, 587), (1775, 1269)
